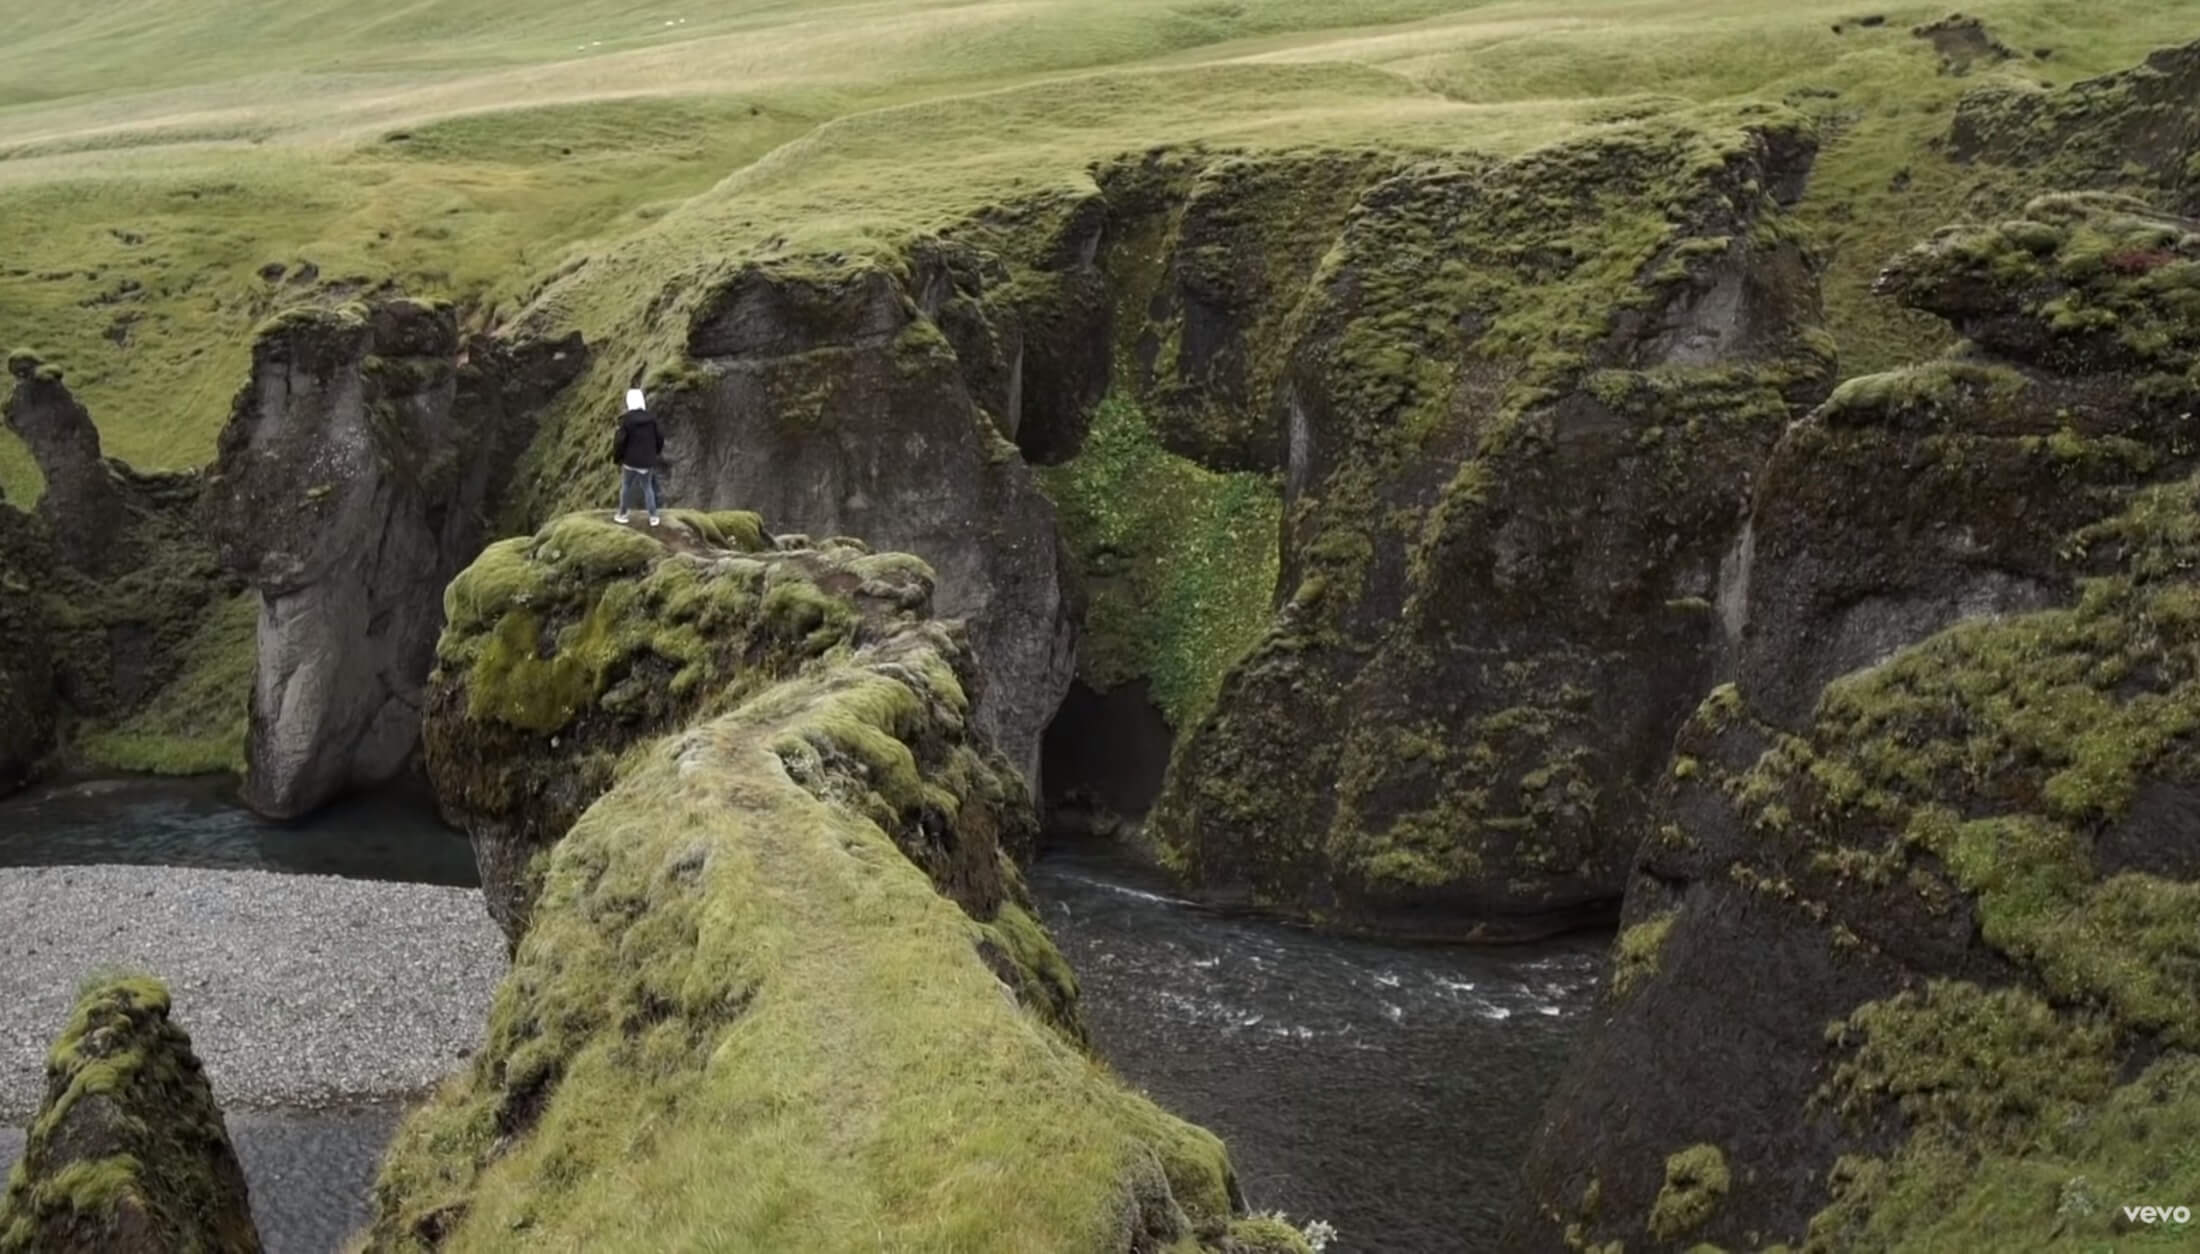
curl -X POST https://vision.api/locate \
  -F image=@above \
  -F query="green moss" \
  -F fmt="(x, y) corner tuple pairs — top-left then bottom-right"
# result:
(1820, 360), (2032, 426)
(439, 514), (877, 741)
(0, 975), (256, 1253)
(1809, 1055), (2200, 1252)
(76, 588), (256, 776)
(441, 536), (543, 642)
(1821, 981), (2119, 1145)
(1227, 1215), (1316, 1254)
(1612, 911), (1677, 1000)
(467, 601), (617, 732)
(1648, 1144), (1730, 1241)
(1038, 395), (1280, 729)
(974, 899), (1085, 1043)
(531, 514), (661, 581)
(376, 607), (1241, 1251)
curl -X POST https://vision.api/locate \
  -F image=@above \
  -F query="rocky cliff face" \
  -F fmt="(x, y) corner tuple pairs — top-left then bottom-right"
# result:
(516, 256), (1081, 789)
(379, 510), (1294, 1253)
(1142, 117), (1833, 937)
(1514, 196), (2200, 1250)
(0, 356), (234, 785)
(0, 976), (259, 1254)
(0, 499), (55, 793)
(204, 300), (585, 819)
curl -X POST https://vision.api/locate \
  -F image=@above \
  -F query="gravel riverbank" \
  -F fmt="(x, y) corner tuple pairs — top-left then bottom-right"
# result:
(0, 864), (505, 1120)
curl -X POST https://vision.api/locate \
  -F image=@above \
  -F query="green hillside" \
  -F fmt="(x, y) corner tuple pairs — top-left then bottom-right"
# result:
(2, 0), (2196, 503)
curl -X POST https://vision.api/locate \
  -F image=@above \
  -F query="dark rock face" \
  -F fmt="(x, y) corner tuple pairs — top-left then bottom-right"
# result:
(0, 502), (55, 794)
(1149, 119), (1835, 938)
(381, 511), (1267, 1253)
(1515, 197), (2200, 1250)
(0, 977), (260, 1254)
(653, 260), (1078, 788)
(204, 300), (586, 819)
(2, 352), (124, 575)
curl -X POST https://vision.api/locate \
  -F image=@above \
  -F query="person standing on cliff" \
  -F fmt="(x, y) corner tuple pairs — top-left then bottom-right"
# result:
(611, 387), (665, 527)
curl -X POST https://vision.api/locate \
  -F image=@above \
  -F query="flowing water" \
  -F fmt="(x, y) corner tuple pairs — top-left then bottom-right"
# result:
(1028, 853), (1605, 1252)
(0, 781), (1606, 1253)
(0, 775), (479, 885)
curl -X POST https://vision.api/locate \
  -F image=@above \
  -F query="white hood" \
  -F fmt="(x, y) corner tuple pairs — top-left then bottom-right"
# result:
(625, 388), (647, 411)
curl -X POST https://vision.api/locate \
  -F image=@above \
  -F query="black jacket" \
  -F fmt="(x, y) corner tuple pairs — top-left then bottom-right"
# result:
(611, 408), (665, 469)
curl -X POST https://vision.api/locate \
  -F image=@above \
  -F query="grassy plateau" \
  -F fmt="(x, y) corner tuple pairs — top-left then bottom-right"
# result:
(3, 0), (2198, 506)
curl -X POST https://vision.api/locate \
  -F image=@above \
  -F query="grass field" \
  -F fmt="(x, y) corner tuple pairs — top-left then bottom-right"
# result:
(2, 0), (2197, 504)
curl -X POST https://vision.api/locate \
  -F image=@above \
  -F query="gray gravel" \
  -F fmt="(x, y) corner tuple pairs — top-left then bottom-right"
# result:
(0, 864), (506, 1121)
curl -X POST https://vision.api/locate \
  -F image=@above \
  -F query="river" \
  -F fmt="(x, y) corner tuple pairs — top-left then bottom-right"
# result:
(0, 780), (1605, 1252)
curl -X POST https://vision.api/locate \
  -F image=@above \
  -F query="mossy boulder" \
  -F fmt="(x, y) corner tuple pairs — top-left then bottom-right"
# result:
(203, 298), (587, 818)
(0, 976), (259, 1254)
(1148, 115), (1835, 937)
(1514, 199), (2200, 1250)
(375, 511), (1251, 1251)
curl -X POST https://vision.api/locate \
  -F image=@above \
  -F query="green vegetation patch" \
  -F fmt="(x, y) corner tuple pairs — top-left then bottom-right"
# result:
(1809, 1054), (2200, 1252)
(76, 588), (255, 776)
(1648, 1144), (1731, 1242)
(1612, 911), (1678, 1000)
(1039, 395), (1280, 730)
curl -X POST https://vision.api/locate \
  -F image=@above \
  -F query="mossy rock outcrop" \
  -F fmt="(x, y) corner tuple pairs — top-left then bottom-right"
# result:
(1145, 115), (1835, 937)
(1514, 198), (2200, 1250)
(0, 976), (260, 1254)
(380, 511), (1256, 1250)
(1951, 37), (2200, 215)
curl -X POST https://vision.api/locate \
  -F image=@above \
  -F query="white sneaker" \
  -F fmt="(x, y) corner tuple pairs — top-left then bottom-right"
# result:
(614, 512), (630, 523)
(649, 515), (662, 527)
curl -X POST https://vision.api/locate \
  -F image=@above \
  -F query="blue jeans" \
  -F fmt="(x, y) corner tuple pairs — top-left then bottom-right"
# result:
(619, 467), (660, 517)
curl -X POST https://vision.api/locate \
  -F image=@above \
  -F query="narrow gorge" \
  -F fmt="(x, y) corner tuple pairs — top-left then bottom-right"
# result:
(2, 12), (2198, 1254)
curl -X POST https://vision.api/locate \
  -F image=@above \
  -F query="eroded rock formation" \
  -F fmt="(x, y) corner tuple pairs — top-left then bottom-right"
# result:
(1144, 118), (1834, 937)
(0, 977), (259, 1254)
(378, 511), (1295, 1253)
(204, 300), (585, 819)
(1515, 195), (2200, 1251)
(0, 360), (231, 779)
(2, 352), (124, 575)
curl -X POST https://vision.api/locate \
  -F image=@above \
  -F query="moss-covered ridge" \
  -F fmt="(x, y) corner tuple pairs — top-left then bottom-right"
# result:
(1515, 198), (2200, 1251)
(1147, 112), (1834, 936)
(385, 510), (1287, 1252)
(0, 976), (259, 1254)
(421, 509), (1008, 942)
